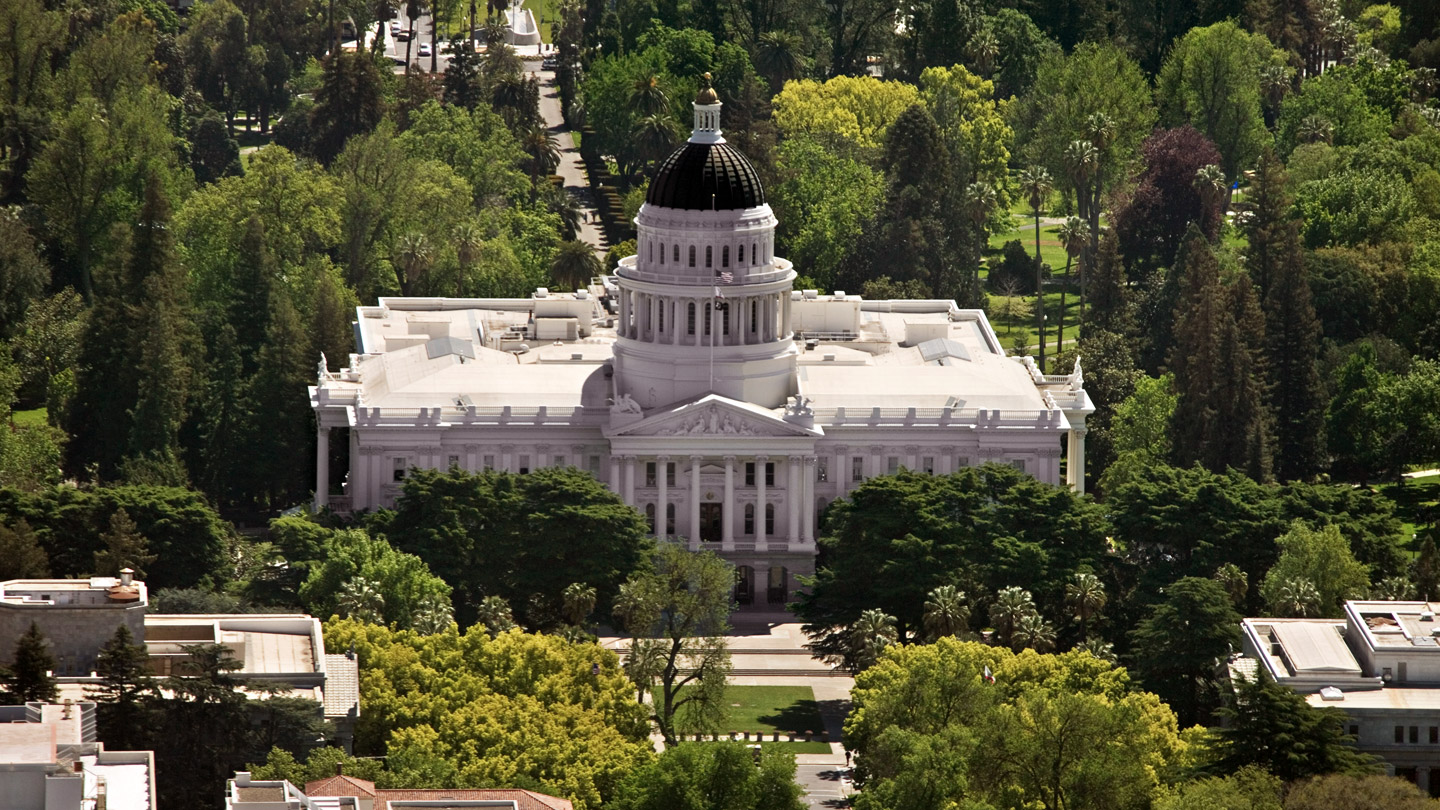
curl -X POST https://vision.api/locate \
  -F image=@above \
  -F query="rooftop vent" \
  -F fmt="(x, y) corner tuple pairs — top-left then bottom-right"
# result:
(1423, 611), (1435, 622)
(1319, 686), (1344, 701)
(425, 337), (477, 360)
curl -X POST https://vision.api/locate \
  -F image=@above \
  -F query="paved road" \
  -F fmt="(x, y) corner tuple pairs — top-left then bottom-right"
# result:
(535, 65), (609, 258)
(797, 764), (853, 810)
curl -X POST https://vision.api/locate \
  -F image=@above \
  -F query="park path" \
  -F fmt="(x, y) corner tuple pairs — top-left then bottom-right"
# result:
(534, 63), (609, 258)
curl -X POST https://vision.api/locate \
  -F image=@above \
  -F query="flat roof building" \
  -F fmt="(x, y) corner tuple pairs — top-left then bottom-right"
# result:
(226, 771), (574, 810)
(0, 702), (155, 810)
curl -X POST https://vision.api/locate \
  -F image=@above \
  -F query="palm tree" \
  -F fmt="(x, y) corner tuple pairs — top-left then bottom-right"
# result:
(521, 124), (562, 189)
(1065, 573), (1106, 641)
(631, 113), (679, 174)
(1260, 64), (1292, 127)
(849, 608), (899, 670)
(411, 593), (454, 634)
(628, 74), (669, 117)
(539, 184), (582, 240)
(491, 73), (531, 129)
(1056, 216), (1088, 357)
(988, 587), (1034, 649)
(755, 31), (803, 92)
(961, 181), (997, 299)
(623, 637), (666, 702)
(337, 577), (385, 624)
(1214, 563), (1249, 607)
(967, 27), (999, 77)
(612, 580), (646, 633)
(1081, 113), (1113, 257)
(1372, 576), (1413, 601)
(922, 585), (970, 640)
(1274, 577), (1322, 618)
(475, 594), (516, 636)
(562, 582), (597, 626)
(551, 239), (602, 291)
(1063, 139), (1099, 254)
(1016, 165), (1052, 369)
(1194, 163), (1228, 228)
(393, 231), (433, 295)
(1077, 637), (1116, 664)
(1013, 612), (1055, 653)
(1297, 115), (1333, 145)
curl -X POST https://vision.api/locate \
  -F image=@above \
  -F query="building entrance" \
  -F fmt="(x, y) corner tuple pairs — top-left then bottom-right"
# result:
(700, 503), (722, 542)
(735, 566), (754, 605)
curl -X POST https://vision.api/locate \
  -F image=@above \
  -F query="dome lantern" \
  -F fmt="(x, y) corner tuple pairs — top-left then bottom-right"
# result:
(691, 72), (723, 144)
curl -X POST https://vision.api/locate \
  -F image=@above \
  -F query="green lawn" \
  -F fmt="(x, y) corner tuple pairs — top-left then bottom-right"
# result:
(11, 408), (47, 428)
(681, 685), (832, 753)
(1380, 473), (1440, 550)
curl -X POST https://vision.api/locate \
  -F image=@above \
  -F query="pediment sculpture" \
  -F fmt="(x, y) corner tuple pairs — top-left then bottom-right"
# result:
(657, 406), (759, 436)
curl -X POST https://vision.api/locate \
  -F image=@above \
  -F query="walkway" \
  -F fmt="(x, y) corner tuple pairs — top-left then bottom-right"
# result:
(534, 65), (609, 258)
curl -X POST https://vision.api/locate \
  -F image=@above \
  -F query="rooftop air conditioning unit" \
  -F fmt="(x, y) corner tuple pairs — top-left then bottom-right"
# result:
(1423, 611), (1435, 621)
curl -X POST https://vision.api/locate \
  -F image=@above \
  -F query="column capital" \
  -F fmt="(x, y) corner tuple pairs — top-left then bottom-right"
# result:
(463, 444), (481, 453)
(723, 455), (737, 464)
(788, 454), (802, 463)
(832, 445), (849, 454)
(689, 454), (703, 463)
(904, 445), (920, 454)
(657, 454), (671, 462)
(804, 456), (817, 466)
(755, 454), (770, 462)
(623, 454), (638, 462)
(870, 445), (884, 455)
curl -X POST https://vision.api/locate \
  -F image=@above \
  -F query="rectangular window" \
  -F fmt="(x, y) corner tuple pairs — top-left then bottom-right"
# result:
(666, 462), (676, 486)
(553, 455), (565, 467)
(738, 243), (745, 264)
(957, 456), (971, 468)
(851, 457), (864, 482)
(744, 505), (754, 534)
(746, 463), (756, 486)
(817, 458), (828, 482)
(1411, 726), (1420, 744)
(705, 245), (712, 268)
(518, 455), (531, 474)
(483, 454), (495, 470)
(688, 303), (696, 335)
(393, 458), (407, 482)
(666, 503), (676, 534)
(922, 456), (935, 474)
(886, 456), (899, 475)
(704, 303), (712, 336)
(673, 244), (679, 263)
(589, 455), (601, 474)
(659, 242), (664, 265)
(1430, 726), (1437, 744)
(722, 245), (730, 267)
(1349, 725), (1359, 739)
(750, 300), (757, 332)
(765, 504), (774, 534)
(689, 245), (696, 267)
(448, 455), (460, 468)
(646, 462), (657, 487)
(765, 462), (775, 487)
(1397, 725), (1406, 743)
(1010, 459), (1026, 473)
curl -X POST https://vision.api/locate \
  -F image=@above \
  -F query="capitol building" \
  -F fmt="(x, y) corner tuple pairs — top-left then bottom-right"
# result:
(310, 88), (1093, 606)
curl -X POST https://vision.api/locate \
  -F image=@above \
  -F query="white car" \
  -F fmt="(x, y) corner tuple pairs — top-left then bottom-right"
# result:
(419, 42), (432, 57)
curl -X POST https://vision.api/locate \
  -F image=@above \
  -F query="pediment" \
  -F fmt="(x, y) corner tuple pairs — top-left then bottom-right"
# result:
(608, 395), (819, 438)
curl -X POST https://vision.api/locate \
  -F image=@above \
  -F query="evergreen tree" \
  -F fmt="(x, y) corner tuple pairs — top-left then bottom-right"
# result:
(1220, 273), (1273, 482)
(1326, 344), (1385, 481)
(311, 270), (356, 373)
(243, 291), (316, 509)
(3, 623), (58, 704)
(1073, 329), (1139, 485)
(0, 520), (49, 579)
(231, 215), (275, 372)
(88, 625), (154, 751)
(93, 508), (157, 579)
(1243, 148), (1291, 295)
(1130, 577), (1240, 727)
(310, 51), (385, 165)
(1086, 230), (1133, 337)
(1212, 670), (1378, 781)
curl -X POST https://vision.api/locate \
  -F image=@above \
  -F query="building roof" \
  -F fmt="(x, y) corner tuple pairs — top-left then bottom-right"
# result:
(646, 141), (765, 211)
(303, 778), (574, 810)
(322, 654), (361, 719)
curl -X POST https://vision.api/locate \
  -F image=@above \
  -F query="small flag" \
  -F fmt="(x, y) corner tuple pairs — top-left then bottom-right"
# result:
(982, 665), (995, 684)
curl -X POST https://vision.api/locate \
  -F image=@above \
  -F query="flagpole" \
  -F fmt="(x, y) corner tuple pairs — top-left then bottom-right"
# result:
(710, 284), (717, 392)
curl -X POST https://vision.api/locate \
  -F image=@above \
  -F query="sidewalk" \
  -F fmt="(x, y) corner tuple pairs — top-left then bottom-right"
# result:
(535, 67), (608, 258)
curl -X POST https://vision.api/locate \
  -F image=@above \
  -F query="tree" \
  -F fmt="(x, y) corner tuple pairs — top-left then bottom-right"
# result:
(0, 212), (49, 339)
(1156, 767), (1283, 810)
(1129, 577), (1241, 726)
(1112, 127), (1224, 278)
(1056, 215), (1087, 357)
(336, 576), (386, 623)
(1284, 773), (1440, 810)
(148, 643), (263, 808)
(823, 0), (902, 77)
(1017, 165), (1053, 368)
(771, 76), (921, 155)
(520, 124), (562, 188)
(475, 594), (517, 635)
(1260, 523), (1370, 617)
(755, 31), (803, 92)
(310, 51), (386, 165)
(0, 520), (49, 579)
(385, 467), (652, 629)
(989, 586), (1037, 651)
(290, 523), (452, 631)
(552, 240), (602, 291)
(611, 741), (805, 810)
(850, 608), (899, 670)
(1157, 22), (1270, 185)
(614, 544), (733, 746)
(771, 136), (884, 291)
(88, 625), (154, 751)
(92, 508), (157, 579)
(1211, 670), (1378, 781)
(922, 585), (970, 640)
(1012, 611), (1056, 652)
(1214, 563), (1249, 607)
(3, 623), (57, 703)
(562, 582), (598, 626)
(1065, 572), (1106, 641)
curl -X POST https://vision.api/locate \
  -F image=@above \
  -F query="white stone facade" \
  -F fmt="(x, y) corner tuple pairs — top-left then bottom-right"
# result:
(309, 97), (1093, 606)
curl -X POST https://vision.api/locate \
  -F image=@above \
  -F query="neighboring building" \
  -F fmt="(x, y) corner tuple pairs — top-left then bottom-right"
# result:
(0, 701), (155, 810)
(225, 770), (574, 810)
(1237, 600), (1440, 794)
(0, 575), (361, 751)
(310, 87), (1093, 606)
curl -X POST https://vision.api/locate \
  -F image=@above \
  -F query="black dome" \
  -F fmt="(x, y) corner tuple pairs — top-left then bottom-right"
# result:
(646, 141), (765, 211)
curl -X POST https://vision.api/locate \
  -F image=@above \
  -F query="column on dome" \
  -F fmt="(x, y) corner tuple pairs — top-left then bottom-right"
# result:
(722, 456), (735, 550)
(782, 293), (792, 338)
(657, 455), (670, 540)
(786, 455), (800, 543)
(755, 454), (768, 550)
(689, 455), (702, 549)
(618, 290), (628, 337)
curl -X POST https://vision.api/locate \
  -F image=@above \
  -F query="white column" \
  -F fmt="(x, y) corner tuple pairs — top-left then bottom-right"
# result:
(782, 293), (792, 338)
(501, 445), (514, 473)
(1067, 427), (1088, 494)
(689, 455), (702, 548)
(723, 455), (735, 550)
(755, 455), (768, 550)
(609, 456), (621, 494)
(802, 456), (816, 544)
(906, 446), (918, 471)
(656, 455), (669, 540)
(314, 426), (330, 513)
(618, 289), (628, 336)
(787, 455), (801, 543)
(623, 456), (636, 505)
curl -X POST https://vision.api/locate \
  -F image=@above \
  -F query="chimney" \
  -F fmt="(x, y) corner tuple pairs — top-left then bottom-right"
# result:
(119, 568), (133, 587)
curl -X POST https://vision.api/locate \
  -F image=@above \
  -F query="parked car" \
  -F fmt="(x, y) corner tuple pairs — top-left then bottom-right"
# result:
(418, 42), (432, 57)
(542, 56), (557, 70)
(395, 29), (410, 41)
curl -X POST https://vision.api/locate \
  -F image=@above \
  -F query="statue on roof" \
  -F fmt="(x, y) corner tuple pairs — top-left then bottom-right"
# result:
(317, 353), (329, 381)
(1070, 356), (1084, 391)
(611, 393), (642, 414)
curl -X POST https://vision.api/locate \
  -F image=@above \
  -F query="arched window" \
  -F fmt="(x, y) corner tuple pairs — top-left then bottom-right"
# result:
(722, 245), (730, 267)
(689, 245), (696, 267)
(674, 244), (680, 263)
(744, 504), (755, 534)
(645, 504), (657, 534)
(658, 300), (665, 332)
(738, 243), (745, 264)
(706, 245), (713, 268)
(750, 300), (758, 333)
(666, 503), (676, 535)
(752, 243), (757, 265)
(704, 303), (712, 336)
(687, 302), (696, 335)
(764, 503), (775, 534)
(659, 242), (665, 265)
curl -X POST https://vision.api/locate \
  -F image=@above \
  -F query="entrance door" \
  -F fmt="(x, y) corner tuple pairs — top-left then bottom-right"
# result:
(767, 566), (788, 604)
(735, 566), (753, 605)
(700, 503), (722, 542)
